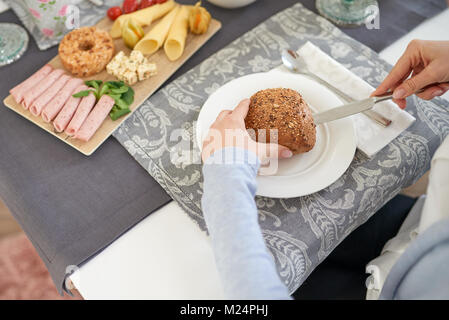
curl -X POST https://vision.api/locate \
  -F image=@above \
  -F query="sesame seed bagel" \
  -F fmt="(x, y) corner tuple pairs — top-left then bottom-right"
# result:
(58, 27), (115, 77)
(244, 88), (316, 154)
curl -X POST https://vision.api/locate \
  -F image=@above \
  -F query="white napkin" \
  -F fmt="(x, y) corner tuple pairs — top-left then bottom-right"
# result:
(365, 251), (401, 299)
(293, 41), (416, 157)
(365, 195), (425, 299)
(0, 0), (9, 13)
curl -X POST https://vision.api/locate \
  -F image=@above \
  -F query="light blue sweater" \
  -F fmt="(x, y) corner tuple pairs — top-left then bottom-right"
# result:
(201, 147), (291, 300)
(201, 147), (449, 300)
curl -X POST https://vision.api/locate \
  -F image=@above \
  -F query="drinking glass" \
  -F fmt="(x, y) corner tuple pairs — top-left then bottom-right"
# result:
(316, 0), (379, 27)
(0, 23), (29, 67)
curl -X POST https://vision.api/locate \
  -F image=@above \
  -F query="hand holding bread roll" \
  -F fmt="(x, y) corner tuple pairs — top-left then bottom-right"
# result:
(134, 6), (180, 55)
(164, 5), (191, 61)
(110, 0), (176, 38)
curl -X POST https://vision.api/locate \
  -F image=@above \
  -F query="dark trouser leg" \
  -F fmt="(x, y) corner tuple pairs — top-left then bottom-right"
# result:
(293, 194), (417, 300)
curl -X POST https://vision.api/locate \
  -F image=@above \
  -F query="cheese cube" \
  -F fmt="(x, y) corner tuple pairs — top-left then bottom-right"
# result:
(124, 59), (138, 73)
(130, 50), (145, 64)
(137, 63), (157, 81)
(114, 51), (126, 62)
(122, 70), (138, 85)
(106, 60), (121, 75)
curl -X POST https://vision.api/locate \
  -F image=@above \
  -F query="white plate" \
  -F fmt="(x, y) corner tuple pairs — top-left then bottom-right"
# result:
(196, 70), (356, 198)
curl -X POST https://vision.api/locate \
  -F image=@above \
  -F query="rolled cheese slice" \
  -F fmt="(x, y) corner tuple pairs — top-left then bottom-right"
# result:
(164, 5), (190, 61)
(10, 65), (53, 104)
(134, 5), (180, 55)
(74, 94), (115, 142)
(30, 74), (71, 117)
(22, 69), (65, 110)
(41, 78), (83, 123)
(65, 90), (97, 136)
(110, 0), (176, 38)
(53, 84), (88, 133)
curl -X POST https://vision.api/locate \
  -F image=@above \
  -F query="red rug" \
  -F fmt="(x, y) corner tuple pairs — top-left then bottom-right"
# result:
(0, 233), (82, 300)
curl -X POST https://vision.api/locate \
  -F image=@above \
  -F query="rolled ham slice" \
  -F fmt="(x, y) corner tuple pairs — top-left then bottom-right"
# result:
(53, 84), (88, 133)
(22, 69), (65, 110)
(30, 74), (71, 117)
(10, 65), (53, 104)
(74, 95), (115, 142)
(65, 90), (97, 136)
(41, 78), (84, 123)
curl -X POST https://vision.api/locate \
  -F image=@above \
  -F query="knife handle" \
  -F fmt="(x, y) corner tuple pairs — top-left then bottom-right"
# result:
(372, 88), (425, 103)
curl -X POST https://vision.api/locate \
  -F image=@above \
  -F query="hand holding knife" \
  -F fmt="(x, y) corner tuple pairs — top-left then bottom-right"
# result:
(313, 89), (425, 125)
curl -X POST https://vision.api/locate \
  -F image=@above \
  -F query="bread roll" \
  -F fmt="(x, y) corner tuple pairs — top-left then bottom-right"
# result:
(245, 88), (316, 154)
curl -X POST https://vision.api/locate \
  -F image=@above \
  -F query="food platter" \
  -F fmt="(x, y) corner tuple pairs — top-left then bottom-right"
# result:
(3, 11), (221, 156)
(196, 69), (357, 198)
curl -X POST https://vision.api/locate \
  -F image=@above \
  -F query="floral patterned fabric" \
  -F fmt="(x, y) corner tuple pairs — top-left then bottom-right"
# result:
(6, 0), (121, 50)
(113, 3), (449, 293)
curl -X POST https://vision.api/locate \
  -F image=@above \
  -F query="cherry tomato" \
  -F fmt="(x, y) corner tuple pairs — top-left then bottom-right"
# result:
(139, 0), (156, 9)
(122, 0), (139, 14)
(107, 6), (122, 21)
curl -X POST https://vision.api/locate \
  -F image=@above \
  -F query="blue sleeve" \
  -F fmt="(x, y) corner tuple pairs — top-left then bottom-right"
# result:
(380, 219), (449, 299)
(201, 147), (291, 300)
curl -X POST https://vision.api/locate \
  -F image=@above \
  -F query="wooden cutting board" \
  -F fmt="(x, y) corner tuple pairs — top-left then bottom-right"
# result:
(3, 17), (221, 156)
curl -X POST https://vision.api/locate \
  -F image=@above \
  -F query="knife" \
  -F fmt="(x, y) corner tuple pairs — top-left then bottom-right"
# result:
(87, 0), (104, 6)
(313, 90), (423, 125)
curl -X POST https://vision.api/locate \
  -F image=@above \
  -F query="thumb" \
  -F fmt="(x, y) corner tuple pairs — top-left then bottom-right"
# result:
(393, 68), (435, 99)
(232, 99), (251, 121)
(259, 143), (293, 160)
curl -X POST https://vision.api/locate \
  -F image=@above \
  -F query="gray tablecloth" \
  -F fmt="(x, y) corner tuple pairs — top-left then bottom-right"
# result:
(0, 0), (446, 294)
(113, 2), (449, 294)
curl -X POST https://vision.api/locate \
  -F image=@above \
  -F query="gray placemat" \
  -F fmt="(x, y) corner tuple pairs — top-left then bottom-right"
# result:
(113, 2), (449, 294)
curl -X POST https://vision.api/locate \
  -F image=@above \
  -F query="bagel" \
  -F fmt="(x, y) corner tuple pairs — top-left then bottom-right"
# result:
(58, 27), (115, 77)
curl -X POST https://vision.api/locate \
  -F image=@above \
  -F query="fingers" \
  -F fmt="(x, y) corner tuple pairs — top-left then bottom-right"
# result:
(214, 99), (250, 123)
(216, 109), (232, 121)
(372, 53), (413, 96)
(415, 84), (445, 100)
(393, 98), (407, 109)
(391, 82), (448, 108)
(440, 83), (449, 91)
(393, 67), (436, 99)
(231, 99), (251, 120)
(438, 82), (449, 95)
(259, 143), (293, 160)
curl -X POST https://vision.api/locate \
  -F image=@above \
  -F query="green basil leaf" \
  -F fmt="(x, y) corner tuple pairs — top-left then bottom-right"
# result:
(121, 86), (135, 105)
(106, 93), (121, 102)
(105, 81), (125, 89)
(72, 90), (91, 98)
(98, 83), (110, 97)
(115, 98), (129, 110)
(110, 86), (129, 94)
(110, 107), (131, 121)
(84, 80), (102, 90)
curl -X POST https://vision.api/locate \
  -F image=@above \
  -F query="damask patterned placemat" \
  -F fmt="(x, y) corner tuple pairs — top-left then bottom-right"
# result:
(113, 3), (449, 293)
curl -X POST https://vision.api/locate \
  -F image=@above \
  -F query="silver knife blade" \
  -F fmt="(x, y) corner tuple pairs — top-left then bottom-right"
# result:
(87, 0), (103, 6)
(313, 97), (376, 125)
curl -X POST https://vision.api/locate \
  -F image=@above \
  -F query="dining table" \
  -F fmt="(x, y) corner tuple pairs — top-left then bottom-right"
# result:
(1, 0), (448, 299)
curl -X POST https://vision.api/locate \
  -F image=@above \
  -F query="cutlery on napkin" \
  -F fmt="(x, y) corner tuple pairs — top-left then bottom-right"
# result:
(273, 41), (416, 157)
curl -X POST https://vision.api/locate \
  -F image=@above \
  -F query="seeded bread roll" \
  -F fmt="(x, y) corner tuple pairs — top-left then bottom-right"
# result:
(244, 88), (316, 154)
